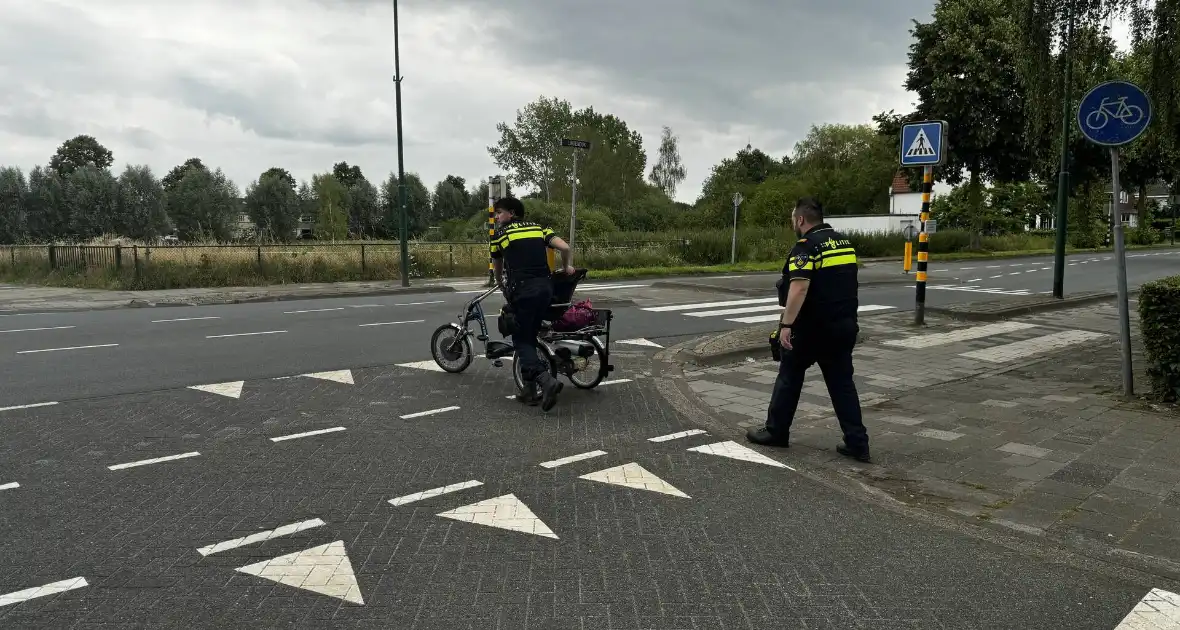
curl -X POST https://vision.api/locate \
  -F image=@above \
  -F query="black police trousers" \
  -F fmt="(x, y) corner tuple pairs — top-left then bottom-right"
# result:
(766, 318), (868, 451)
(508, 276), (553, 385)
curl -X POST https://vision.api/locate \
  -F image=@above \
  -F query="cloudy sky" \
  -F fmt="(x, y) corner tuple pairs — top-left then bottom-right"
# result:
(0, 0), (1131, 204)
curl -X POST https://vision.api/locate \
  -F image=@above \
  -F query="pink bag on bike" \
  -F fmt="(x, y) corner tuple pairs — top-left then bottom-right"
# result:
(554, 299), (594, 331)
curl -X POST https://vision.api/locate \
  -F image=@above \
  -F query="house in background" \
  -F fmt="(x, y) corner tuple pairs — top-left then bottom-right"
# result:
(1106, 182), (1176, 229)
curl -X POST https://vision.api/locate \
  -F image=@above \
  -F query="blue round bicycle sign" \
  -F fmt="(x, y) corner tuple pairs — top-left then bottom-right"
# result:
(1077, 80), (1152, 146)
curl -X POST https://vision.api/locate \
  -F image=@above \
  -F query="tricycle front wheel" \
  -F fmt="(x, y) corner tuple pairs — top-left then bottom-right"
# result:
(430, 325), (473, 373)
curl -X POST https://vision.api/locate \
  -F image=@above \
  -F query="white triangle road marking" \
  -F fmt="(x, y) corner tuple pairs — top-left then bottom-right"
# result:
(687, 440), (795, 471)
(301, 370), (354, 384)
(579, 462), (690, 498)
(188, 381), (244, 399)
(397, 360), (445, 372)
(1113, 587), (1180, 628)
(436, 493), (558, 539)
(235, 540), (364, 605)
(617, 338), (663, 348)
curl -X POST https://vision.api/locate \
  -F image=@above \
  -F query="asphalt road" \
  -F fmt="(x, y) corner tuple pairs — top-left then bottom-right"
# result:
(0, 349), (1168, 628)
(0, 249), (1176, 407)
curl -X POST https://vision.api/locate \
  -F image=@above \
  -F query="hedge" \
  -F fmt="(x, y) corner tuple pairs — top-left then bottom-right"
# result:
(1138, 274), (1180, 402)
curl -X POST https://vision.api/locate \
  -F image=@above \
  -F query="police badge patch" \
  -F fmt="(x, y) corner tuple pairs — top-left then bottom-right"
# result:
(791, 253), (809, 270)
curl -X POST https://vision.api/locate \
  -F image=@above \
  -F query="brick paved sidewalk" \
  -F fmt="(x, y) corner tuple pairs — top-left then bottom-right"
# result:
(664, 300), (1180, 574)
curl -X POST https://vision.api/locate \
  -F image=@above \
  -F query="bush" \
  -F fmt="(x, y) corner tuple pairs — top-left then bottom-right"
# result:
(1138, 275), (1180, 402)
(1128, 225), (1160, 246)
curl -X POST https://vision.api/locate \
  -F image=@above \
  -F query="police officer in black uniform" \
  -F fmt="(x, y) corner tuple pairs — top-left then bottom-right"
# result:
(490, 197), (575, 412)
(746, 197), (871, 462)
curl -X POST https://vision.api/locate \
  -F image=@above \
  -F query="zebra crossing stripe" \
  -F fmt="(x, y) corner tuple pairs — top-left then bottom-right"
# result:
(685, 304), (782, 317)
(642, 298), (779, 312)
(726, 305), (894, 324)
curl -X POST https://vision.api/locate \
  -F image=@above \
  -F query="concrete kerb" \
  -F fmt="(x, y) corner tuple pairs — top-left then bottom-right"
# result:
(5, 284), (460, 314)
(926, 291), (1132, 322)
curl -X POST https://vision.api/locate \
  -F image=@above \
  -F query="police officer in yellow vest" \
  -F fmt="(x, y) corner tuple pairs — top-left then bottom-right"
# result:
(490, 197), (575, 411)
(746, 197), (870, 462)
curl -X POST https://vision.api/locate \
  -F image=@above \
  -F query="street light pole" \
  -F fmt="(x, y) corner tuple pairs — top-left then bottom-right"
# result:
(393, 0), (410, 287)
(1051, 0), (1075, 299)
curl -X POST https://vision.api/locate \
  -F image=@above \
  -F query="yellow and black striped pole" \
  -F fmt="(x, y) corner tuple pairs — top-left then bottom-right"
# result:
(914, 166), (933, 325)
(487, 200), (495, 284)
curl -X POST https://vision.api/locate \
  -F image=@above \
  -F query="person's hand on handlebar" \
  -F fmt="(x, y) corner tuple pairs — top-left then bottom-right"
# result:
(561, 265), (576, 275)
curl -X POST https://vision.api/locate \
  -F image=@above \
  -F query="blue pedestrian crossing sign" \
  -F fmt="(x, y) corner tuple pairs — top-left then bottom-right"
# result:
(900, 120), (947, 167)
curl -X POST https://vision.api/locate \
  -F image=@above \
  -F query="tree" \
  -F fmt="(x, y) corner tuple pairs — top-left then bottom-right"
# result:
(431, 179), (468, 224)
(25, 166), (66, 241)
(790, 123), (897, 215)
(488, 96), (575, 201)
(246, 169), (302, 242)
(166, 167), (240, 241)
(347, 179), (381, 239)
(559, 107), (647, 209)
(692, 146), (791, 228)
(49, 135), (113, 176)
(162, 158), (206, 192)
(116, 165), (170, 241)
(902, 0), (1034, 248)
(312, 174), (349, 240)
(260, 167), (296, 190)
(0, 167), (29, 243)
(380, 172), (431, 237)
(332, 162), (364, 189)
(63, 166), (119, 240)
(649, 126), (687, 199)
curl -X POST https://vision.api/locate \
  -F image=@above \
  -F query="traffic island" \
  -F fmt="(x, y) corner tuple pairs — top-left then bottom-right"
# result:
(656, 301), (1180, 581)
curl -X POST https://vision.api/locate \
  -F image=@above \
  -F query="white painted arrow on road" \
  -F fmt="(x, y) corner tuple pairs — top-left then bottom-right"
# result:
(188, 381), (244, 399)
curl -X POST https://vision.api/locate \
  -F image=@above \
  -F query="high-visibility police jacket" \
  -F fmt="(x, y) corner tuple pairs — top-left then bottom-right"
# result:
(781, 223), (859, 330)
(489, 220), (554, 285)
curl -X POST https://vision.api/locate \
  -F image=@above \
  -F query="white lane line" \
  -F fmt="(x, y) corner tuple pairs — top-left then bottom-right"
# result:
(152, 316), (220, 323)
(0, 326), (75, 334)
(197, 518), (327, 556)
(17, 343), (117, 354)
(391, 300), (445, 306)
(1009, 263), (1025, 267)
(284, 307), (344, 314)
(649, 429), (708, 442)
(270, 427), (346, 442)
(108, 451), (200, 471)
(400, 406), (459, 419)
(958, 267), (977, 270)
(0, 577), (88, 608)
(643, 297), (779, 312)
(966, 278), (982, 283)
(989, 274), (1005, 278)
(359, 320), (424, 327)
(0, 401), (58, 412)
(206, 330), (287, 339)
(0, 482), (19, 491)
(0, 312), (56, 318)
(577, 284), (648, 291)
(388, 480), (483, 506)
(985, 265), (1002, 269)
(539, 450), (607, 468)
(347, 304), (383, 308)
(600, 379), (632, 386)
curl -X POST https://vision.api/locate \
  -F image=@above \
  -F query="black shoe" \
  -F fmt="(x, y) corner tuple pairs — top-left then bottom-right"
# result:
(540, 377), (562, 412)
(836, 444), (871, 462)
(746, 427), (790, 447)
